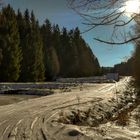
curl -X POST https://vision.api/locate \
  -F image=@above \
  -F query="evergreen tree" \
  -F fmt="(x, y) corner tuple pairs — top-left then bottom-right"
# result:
(46, 24), (60, 80)
(30, 18), (45, 81)
(94, 57), (100, 75)
(52, 24), (61, 53)
(66, 29), (79, 77)
(0, 6), (100, 81)
(17, 9), (31, 81)
(59, 27), (71, 76)
(114, 58), (133, 76)
(41, 20), (60, 80)
(0, 5), (22, 82)
(45, 46), (60, 80)
(40, 19), (53, 80)
(57, 27), (100, 77)
(18, 10), (45, 82)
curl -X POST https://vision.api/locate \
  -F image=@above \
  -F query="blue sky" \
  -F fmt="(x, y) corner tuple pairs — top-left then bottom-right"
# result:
(4, 0), (135, 67)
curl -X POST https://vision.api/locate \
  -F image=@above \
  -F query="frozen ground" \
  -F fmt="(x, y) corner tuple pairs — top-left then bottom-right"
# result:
(0, 77), (139, 140)
(0, 95), (39, 106)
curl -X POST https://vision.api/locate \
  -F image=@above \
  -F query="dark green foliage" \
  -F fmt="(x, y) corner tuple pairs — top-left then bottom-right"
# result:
(17, 10), (45, 82)
(58, 27), (100, 77)
(101, 58), (134, 76)
(114, 58), (133, 76)
(45, 46), (60, 80)
(0, 5), (22, 82)
(40, 20), (60, 80)
(94, 57), (100, 75)
(41, 23), (101, 79)
(0, 5), (100, 82)
(100, 67), (114, 75)
(30, 20), (45, 82)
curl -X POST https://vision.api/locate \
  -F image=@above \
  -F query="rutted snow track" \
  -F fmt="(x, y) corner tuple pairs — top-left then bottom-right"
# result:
(0, 78), (130, 140)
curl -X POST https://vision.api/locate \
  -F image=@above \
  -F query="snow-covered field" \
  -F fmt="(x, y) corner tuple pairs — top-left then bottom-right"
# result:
(0, 77), (139, 140)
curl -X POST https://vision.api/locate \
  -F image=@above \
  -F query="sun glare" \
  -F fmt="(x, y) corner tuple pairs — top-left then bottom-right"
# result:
(125, 0), (140, 15)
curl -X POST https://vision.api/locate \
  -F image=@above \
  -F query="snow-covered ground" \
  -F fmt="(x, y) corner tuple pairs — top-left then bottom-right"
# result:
(0, 77), (139, 140)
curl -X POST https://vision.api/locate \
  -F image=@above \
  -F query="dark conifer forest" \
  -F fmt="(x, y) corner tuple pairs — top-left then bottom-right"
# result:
(0, 5), (100, 82)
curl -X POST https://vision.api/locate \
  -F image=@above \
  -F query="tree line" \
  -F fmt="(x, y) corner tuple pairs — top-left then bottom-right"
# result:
(100, 57), (134, 77)
(113, 58), (134, 76)
(0, 5), (100, 82)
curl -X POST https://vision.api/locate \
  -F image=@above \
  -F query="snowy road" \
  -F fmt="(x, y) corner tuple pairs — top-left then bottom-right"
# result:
(0, 77), (130, 140)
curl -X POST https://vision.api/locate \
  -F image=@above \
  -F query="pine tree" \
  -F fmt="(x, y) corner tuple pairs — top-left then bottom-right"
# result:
(29, 11), (45, 81)
(18, 10), (45, 82)
(0, 5), (101, 81)
(51, 26), (101, 78)
(31, 20), (45, 81)
(17, 9), (31, 81)
(45, 46), (60, 80)
(60, 28), (78, 77)
(59, 27), (71, 76)
(0, 5), (22, 82)
(40, 19), (52, 80)
(94, 57), (100, 75)
(41, 22), (60, 80)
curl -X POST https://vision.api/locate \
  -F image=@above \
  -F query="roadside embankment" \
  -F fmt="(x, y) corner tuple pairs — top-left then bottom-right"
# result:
(57, 82), (140, 128)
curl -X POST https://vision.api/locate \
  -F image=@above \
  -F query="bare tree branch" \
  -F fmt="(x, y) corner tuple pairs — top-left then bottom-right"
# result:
(94, 35), (140, 45)
(68, 0), (140, 44)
